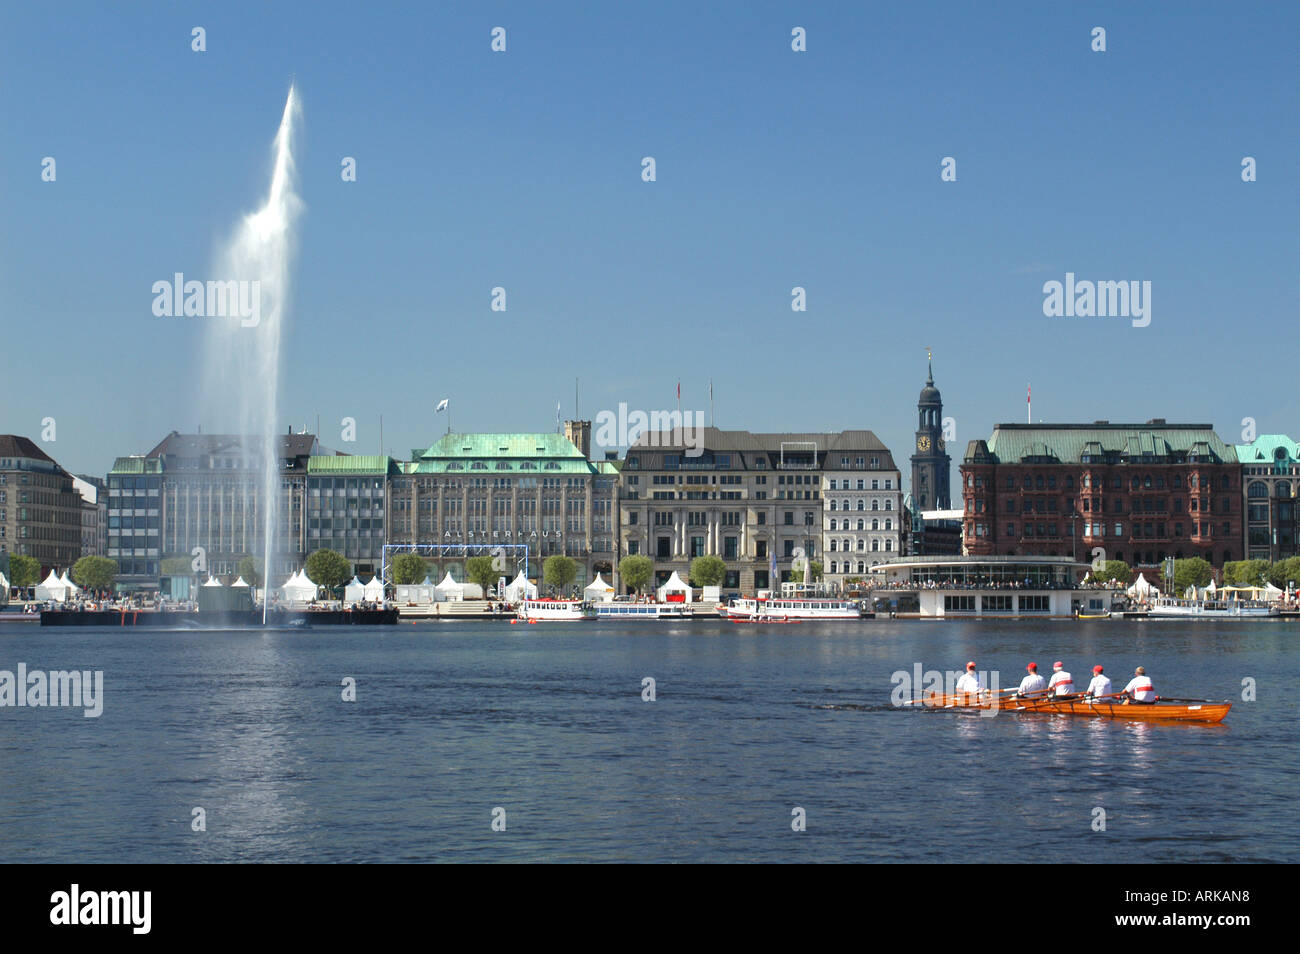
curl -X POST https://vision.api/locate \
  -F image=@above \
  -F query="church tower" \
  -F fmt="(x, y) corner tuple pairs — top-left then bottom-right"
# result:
(910, 357), (951, 511)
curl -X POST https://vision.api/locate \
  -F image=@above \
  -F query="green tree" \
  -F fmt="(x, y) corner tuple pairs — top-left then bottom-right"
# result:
(7, 554), (40, 588)
(391, 553), (428, 585)
(466, 555), (499, 596)
(1172, 557), (1213, 593)
(543, 554), (578, 595)
(806, 560), (824, 582)
(305, 549), (352, 598)
(1225, 559), (1270, 587)
(619, 555), (653, 595)
(1266, 556), (1300, 590)
(236, 555), (263, 588)
(71, 555), (118, 591)
(1099, 560), (1132, 585)
(689, 555), (726, 588)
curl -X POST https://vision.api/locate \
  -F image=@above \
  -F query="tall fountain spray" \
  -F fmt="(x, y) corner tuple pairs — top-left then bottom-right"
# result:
(203, 87), (304, 623)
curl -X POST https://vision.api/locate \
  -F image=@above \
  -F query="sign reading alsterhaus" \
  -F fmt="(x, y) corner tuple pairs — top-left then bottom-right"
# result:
(620, 428), (900, 593)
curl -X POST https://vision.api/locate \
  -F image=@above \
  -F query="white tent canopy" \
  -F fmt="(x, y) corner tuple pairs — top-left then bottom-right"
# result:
(232, 576), (250, 587)
(1126, 573), (1160, 600)
(35, 570), (68, 602)
(60, 571), (81, 596)
(435, 571), (482, 601)
(364, 576), (385, 601)
(504, 571), (538, 602)
(1264, 581), (1285, 601)
(280, 569), (319, 602)
(656, 570), (693, 603)
(343, 576), (366, 602)
(202, 576), (224, 587)
(584, 572), (615, 602)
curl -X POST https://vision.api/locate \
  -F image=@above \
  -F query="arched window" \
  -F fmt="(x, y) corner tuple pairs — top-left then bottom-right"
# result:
(857, 539), (865, 550)
(1248, 481), (1268, 498)
(885, 518), (892, 530)
(830, 500), (838, 511)
(871, 539), (880, 551)
(872, 500), (879, 511)
(857, 519), (864, 530)
(856, 500), (864, 511)
(885, 500), (892, 510)
(1276, 482), (1291, 499)
(842, 539), (850, 552)
(872, 519), (879, 530)
(830, 540), (838, 552)
(885, 540), (892, 551)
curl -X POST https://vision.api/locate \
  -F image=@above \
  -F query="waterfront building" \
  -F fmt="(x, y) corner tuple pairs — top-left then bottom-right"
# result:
(904, 495), (964, 556)
(961, 420), (1242, 569)
(110, 430), (319, 591)
(620, 428), (899, 593)
(1235, 434), (1300, 563)
(72, 475), (107, 557)
(386, 426), (618, 589)
(869, 555), (1088, 617)
(305, 454), (398, 578)
(0, 435), (84, 572)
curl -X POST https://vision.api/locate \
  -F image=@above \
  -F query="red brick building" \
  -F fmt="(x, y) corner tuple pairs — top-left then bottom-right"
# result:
(961, 421), (1242, 569)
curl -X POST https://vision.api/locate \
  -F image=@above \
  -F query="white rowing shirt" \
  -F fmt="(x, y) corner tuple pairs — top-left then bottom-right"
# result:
(1124, 675), (1156, 702)
(1048, 670), (1075, 696)
(955, 672), (981, 694)
(1018, 673), (1047, 697)
(1085, 674), (1113, 699)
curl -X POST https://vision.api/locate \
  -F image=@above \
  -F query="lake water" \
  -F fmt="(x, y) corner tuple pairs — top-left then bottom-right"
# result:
(0, 618), (1295, 862)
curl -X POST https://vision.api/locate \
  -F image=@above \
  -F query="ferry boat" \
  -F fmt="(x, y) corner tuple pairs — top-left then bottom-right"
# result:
(594, 602), (692, 621)
(515, 598), (598, 622)
(1145, 596), (1277, 619)
(725, 582), (864, 622)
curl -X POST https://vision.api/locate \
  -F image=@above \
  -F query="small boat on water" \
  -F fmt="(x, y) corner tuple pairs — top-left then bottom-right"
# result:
(515, 598), (597, 622)
(1076, 610), (1112, 619)
(911, 691), (1230, 723)
(725, 582), (864, 622)
(594, 602), (691, 620)
(1145, 596), (1276, 619)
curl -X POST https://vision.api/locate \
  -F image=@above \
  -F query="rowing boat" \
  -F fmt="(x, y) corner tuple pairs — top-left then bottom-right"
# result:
(910, 691), (1231, 723)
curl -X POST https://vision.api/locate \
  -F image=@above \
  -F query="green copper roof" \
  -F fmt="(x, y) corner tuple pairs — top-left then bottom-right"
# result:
(981, 423), (1237, 465)
(412, 432), (597, 474)
(110, 456), (164, 474)
(307, 455), (397, 475)
(1235, 434), (1300, 467)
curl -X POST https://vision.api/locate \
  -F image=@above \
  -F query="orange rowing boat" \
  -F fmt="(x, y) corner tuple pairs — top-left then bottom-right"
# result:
(912, 691), (1231, 723)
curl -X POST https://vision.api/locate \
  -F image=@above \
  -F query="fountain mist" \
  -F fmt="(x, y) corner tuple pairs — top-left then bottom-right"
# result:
(201, 87), (304, 623)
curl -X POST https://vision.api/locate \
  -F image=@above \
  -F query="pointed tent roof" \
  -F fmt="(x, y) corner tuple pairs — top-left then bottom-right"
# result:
(202, 576), (224, 587)
(232, 576), (250, 587)
(60, 571), (81, 593)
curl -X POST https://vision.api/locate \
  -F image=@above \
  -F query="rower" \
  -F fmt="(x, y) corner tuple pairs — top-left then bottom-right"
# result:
(1084, 665), (1112, 702)
(1016, 662), (1047, 699)
(1048, 661), (1075, 697)
(1121, 666), (1157, 704)
(955, 661), (981, 697)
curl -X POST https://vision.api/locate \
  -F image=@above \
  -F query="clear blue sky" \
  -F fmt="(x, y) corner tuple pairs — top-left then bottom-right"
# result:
(4, 1), (1296, 480)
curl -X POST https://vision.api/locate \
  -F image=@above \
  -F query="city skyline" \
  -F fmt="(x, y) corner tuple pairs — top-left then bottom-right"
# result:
(5, 2), (1297, 477)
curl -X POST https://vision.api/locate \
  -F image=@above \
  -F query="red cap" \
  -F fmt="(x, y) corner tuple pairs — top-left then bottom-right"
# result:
(1093, 665), (1104, 674)
(966, 661), (976, 670)
(1053, 661), (1064, 669)
(1027, 662), (1038, 671)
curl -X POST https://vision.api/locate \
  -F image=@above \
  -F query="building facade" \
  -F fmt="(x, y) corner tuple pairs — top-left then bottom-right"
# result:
(1236, 435), (1300, 562)
(962, 421), (1242, 569)
(305, 454), (396, 578)
(619, 428), (899, 592)
(385, 428), (618, 588)
(0, 435), (84, 572)
(110, 431), (320, 590)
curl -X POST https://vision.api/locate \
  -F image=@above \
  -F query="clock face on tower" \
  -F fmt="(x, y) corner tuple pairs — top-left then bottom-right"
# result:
(917, 436), (931, 452)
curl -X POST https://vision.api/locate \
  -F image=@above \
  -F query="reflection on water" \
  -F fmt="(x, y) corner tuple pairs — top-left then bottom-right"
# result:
(0, 617), (1290, 862)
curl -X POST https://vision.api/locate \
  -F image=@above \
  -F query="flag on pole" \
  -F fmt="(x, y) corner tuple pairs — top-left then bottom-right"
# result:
(436, 399), (449, 412)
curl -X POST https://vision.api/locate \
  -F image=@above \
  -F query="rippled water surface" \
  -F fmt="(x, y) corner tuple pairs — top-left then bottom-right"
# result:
(0, 618), (1294, 862)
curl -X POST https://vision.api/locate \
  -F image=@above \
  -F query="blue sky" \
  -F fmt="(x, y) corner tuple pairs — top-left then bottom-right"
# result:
(4, 1), (1297, 479)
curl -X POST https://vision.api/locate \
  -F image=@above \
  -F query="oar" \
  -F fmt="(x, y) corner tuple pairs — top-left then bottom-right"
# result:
(1145, 696), (1225, 704)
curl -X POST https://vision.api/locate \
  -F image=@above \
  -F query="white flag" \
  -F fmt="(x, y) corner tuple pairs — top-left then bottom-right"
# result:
(436, 399), (449, 412)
